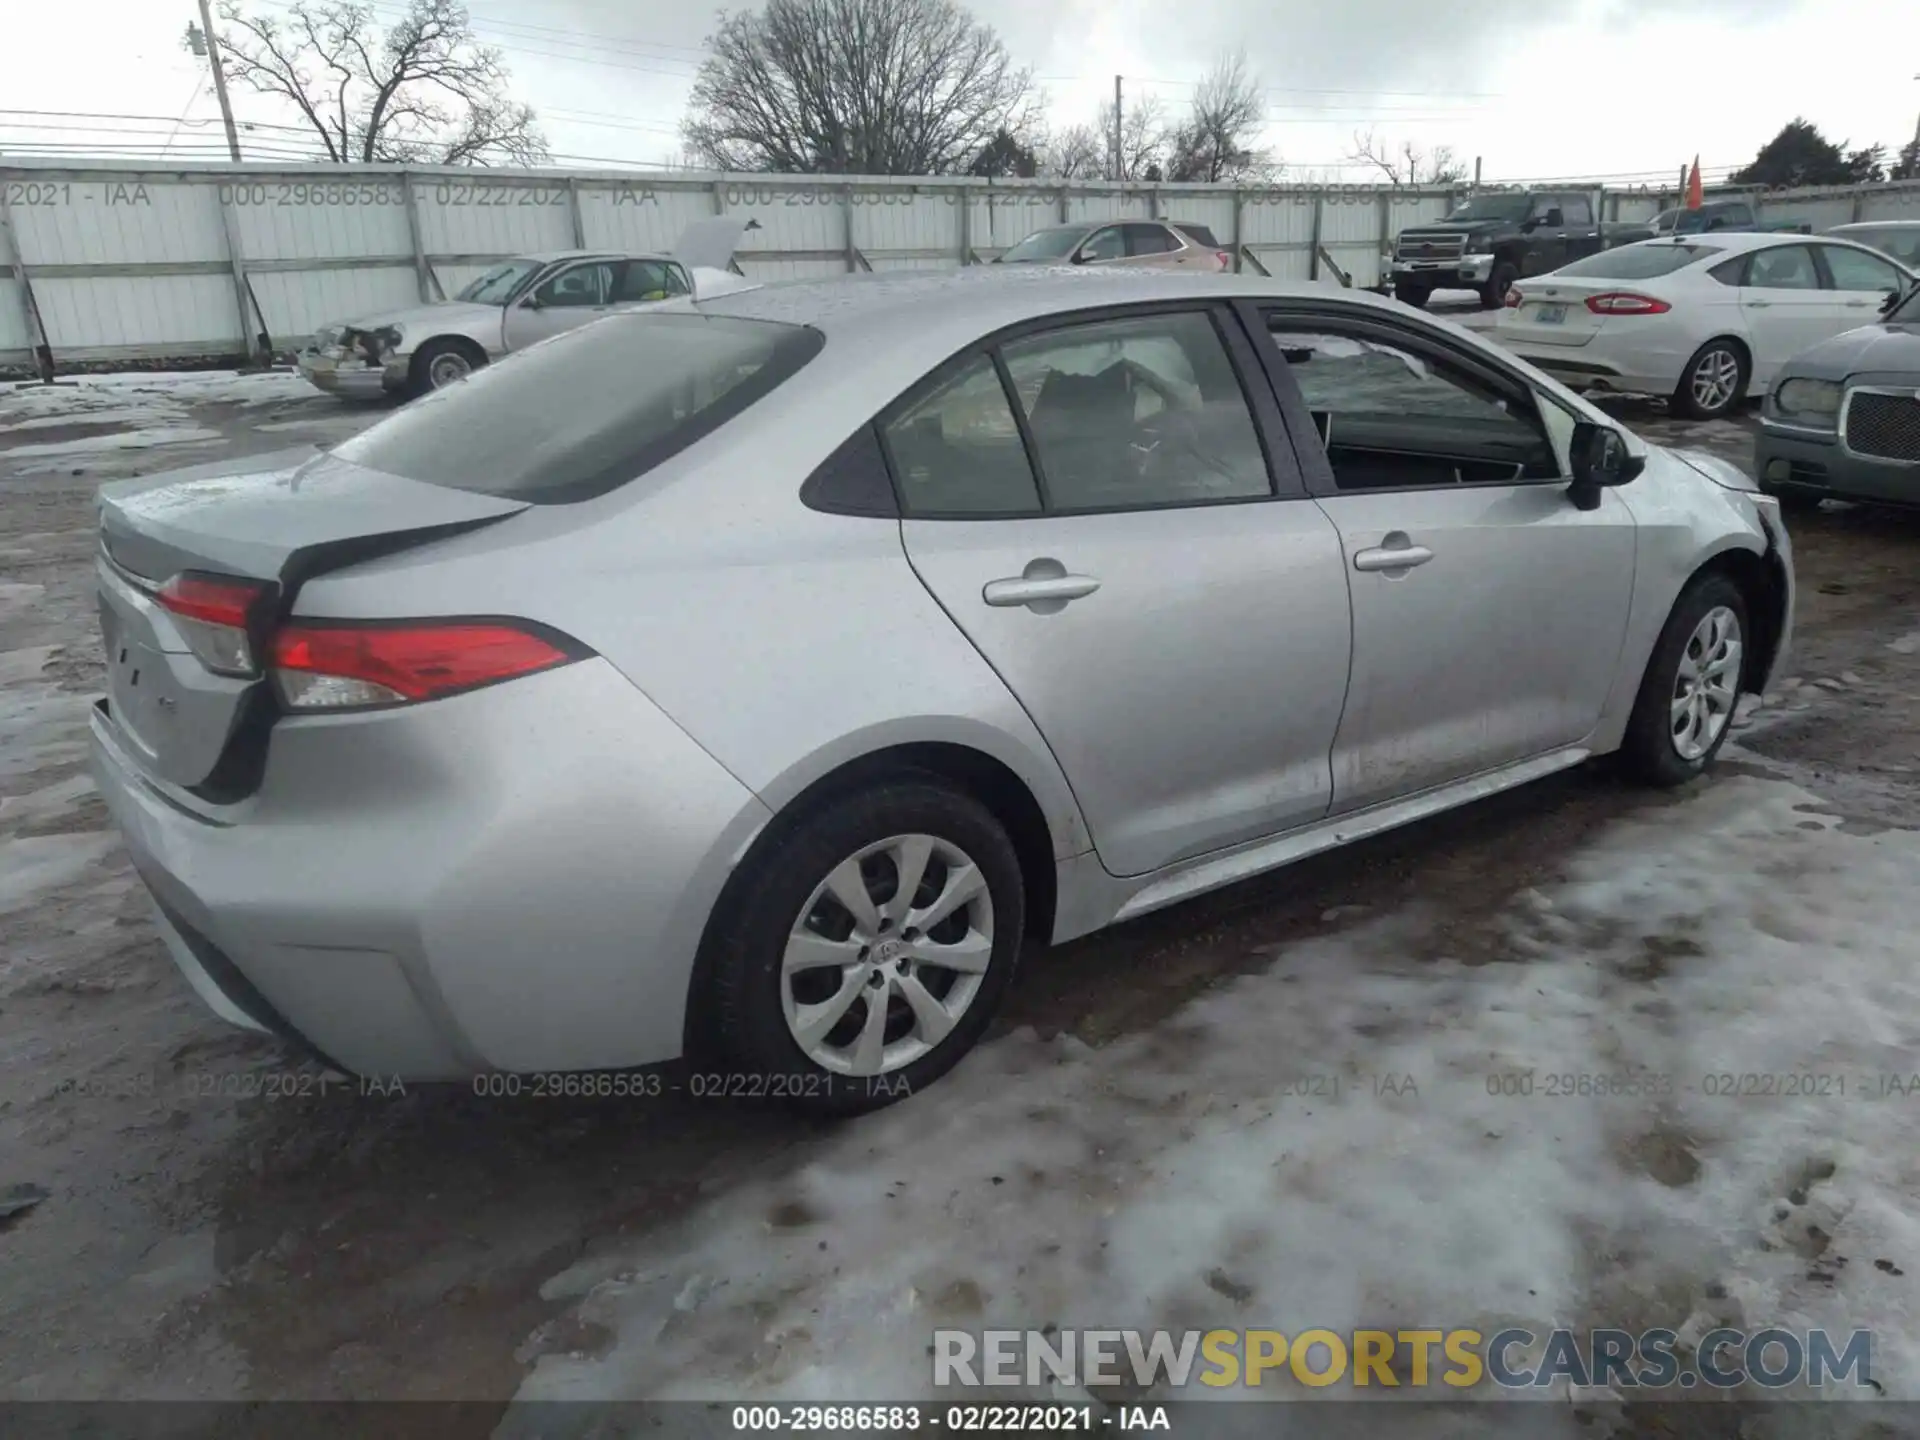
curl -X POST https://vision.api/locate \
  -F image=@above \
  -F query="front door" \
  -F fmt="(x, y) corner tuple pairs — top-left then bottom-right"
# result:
(891, 306), (1353, 877)
(502, 258), (617, 351)
(1257, 309), (1637, 813)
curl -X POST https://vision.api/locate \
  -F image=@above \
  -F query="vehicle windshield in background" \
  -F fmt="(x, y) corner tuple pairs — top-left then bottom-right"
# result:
(330, 313), (824, 503)
(1441, 195), (1532, 222)
(1554, 243), (1718, 279)
(456, 259), (544, 304)
(997, 227), (1087, 263)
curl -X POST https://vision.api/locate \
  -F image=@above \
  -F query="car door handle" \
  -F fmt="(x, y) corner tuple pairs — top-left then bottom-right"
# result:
(1845, 298), (1871, 307)
(1746, 299), (1771, 308)
(982, 574), (1101, 607)
(1353, 544), (1434, 572)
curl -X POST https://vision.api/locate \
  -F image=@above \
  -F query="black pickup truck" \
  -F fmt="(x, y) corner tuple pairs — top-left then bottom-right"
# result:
(1388, 190), (1645, 310)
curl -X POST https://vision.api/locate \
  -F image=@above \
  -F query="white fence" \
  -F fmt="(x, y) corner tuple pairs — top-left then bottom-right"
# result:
(3, 159), (1917, 374)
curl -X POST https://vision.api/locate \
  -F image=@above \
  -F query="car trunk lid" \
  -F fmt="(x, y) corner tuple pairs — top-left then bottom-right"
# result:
(96, 446), (528, 789)
(1499, 276), (1628, 348)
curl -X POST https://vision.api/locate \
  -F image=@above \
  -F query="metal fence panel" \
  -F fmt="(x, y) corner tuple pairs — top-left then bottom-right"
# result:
(4, 160), (1917, 371)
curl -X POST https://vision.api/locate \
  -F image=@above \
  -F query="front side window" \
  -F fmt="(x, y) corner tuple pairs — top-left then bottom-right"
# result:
(334, 313), (821, 503)
(1269, 324), (1554, 489)
(1819, 244), (1904, 293)
(1562, 196), (1593, 226)
(533, 262), (614, 307)
(997, 227), (1086, 264)
(1079, 226), (1125, 262)
(1000, 311), (1270, 511)
(1744, 245), (1820, 290)
(882, 355), (1041, 517)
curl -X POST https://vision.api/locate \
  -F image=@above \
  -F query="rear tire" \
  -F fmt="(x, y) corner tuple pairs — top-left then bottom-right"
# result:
(1480, 261), (1518, 310)
(1393, 283), (1432, 309)
(1618, 574), (1750, 788)
(707, 778), (1026, 1116)
(1671, 340), (1748, 420)
(407, 337), (486, 398)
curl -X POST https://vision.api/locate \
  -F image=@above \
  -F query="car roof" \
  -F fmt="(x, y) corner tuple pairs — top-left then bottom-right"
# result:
(515, 248), (654, 265)
(698, 266), (1397, 349)
(1830, 220), (1920, 231)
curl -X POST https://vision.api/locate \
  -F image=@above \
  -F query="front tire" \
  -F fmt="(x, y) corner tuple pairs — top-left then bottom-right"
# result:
(1480, 261), (1517, 310)
(1393, 283), (1432, 309)
(707, 778), (1026, 1115)
(1672, 340), (1748, 420)
(407, 338), (485, 398)
(1618, 574), (1749, 787)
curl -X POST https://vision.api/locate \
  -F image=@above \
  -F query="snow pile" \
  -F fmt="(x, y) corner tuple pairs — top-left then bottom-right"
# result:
(507, 776), (1918, 1429)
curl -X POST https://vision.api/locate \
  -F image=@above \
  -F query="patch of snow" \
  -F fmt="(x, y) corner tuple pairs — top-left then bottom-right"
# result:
(507, 777), (1920, 1426)
(4, 426), (225, 459)
(0, 834), (119, 914)
(1890, 633), (1920, 657)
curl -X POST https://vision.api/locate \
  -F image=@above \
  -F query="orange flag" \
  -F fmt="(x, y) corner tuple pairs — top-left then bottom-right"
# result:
(1685, 156), (1704, 210)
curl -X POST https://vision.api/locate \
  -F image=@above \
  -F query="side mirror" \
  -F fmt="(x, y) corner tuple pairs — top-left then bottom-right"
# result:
(1881, 286), (1906, 315)
(1543, 209), (1565, 228)
(1568, 421), (1644, 510)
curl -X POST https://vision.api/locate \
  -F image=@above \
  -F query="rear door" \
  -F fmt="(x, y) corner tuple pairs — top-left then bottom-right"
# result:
(893, 304), (1352, 877)
(1248, 303), (1636, 813)
(1733, 244), (1834, 380)
(1121, 222), (1185, 269)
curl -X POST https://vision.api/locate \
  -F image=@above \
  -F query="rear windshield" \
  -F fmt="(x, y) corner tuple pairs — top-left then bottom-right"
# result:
(332, 313), (822, 503)
(1553, 243), (1717, 279)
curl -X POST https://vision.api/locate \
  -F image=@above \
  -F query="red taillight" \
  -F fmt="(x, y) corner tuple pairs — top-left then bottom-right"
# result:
(1216, 251), (1232, 271)
(158, 573), (266, 629)
(1585, 291), (1671, 315)
(156, 572), (269, 677)
(269, 620), (579, 710)
(1504, 287), (1522, 308)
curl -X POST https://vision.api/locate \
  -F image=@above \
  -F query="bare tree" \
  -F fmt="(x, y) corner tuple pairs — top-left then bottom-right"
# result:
(1164, 52), (1273, 183)
(682, 0), (1038, 174)
(1347, 128), (1468, 186)
(1095, 93), (1169, 181)
(213, 0), (546, 165)
(1038, 122), (1105, 179)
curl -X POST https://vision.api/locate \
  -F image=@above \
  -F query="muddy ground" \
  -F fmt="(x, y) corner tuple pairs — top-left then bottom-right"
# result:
(1, 370), (1916, 1421)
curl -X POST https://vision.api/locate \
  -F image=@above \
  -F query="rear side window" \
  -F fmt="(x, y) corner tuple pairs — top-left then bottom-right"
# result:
(1174, 223), (1222, 247)
(333, 313), (822, 503)
(1555, 244), (1716, 279)
(1123, 223), (1179, 255)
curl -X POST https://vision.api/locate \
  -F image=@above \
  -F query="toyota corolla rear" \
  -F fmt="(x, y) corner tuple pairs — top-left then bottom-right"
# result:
(89, 310), (821, 1079)
(1498, 240), (1731, 395)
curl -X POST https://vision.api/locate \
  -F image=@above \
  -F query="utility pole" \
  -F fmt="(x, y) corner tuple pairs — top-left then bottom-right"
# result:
(1473, 156), (1482, 187)
(1113, 75), (1123, 182)
(194, 0), (244, 162)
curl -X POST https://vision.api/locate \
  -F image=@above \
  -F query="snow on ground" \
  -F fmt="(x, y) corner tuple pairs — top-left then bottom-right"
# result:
(508, 775), (1917, 1434)
(2, 427), (225, 459)
(0, 369), (315, 425)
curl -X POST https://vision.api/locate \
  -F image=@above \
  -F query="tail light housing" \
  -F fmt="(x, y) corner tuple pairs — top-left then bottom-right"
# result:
(1586, 292), (1672, 315)
(1504, 287), (1522, 308)
(1216, 251), (1232, 271)
(157, 573), (271, 677)
(269, 619), (583, 711)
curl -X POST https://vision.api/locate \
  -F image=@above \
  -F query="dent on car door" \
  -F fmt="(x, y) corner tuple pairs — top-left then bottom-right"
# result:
(1254, 309), (1637, 813)
(889, 305), (1353, 878)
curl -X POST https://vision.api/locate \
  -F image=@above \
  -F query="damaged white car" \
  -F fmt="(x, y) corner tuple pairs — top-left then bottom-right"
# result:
(296, 217), (760, 400)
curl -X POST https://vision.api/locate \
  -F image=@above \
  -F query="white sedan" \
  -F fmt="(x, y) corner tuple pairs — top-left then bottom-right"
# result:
(1496, 233), (1915, 418)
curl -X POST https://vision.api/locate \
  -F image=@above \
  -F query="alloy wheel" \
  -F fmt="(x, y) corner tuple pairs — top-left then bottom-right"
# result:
(1670, 604), (1742, 761)
(781, 833), (994, 1077)
(1688, 349), (1741, 413)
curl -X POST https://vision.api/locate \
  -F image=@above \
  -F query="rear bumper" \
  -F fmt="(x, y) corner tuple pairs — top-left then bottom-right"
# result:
(1754, 421), (1920, 507)
(1503, 341), (1686, 399)
(90, 658), (772, 1080)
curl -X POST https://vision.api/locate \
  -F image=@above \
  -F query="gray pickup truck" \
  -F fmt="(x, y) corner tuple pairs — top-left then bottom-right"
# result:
(1388, 190), (1647, 310)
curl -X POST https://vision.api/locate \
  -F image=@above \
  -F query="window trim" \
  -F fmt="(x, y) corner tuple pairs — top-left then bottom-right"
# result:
(1238, 299), (1570, 499)
(873, 299), (1306, 522)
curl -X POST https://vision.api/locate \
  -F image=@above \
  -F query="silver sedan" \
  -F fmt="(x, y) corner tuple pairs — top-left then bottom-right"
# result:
(90, 268), (1794, 1113)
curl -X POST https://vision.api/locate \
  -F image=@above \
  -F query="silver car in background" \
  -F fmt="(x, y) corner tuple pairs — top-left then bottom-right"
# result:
(993, 219), (1232, 271)
(91, 268), (1792, 1114)
(296, 216), (759, 400)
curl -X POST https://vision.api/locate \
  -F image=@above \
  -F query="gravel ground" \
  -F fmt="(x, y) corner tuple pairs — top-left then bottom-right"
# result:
(2, 359), (1916, 1421)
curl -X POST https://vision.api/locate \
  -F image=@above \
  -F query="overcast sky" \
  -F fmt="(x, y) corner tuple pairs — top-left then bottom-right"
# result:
(4, 0), (1916, 186)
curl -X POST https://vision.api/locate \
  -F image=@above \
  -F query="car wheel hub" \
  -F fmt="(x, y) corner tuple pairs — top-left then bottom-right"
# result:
(430, 353), (471, 387)
(1690, 351), (1740, 411)
(1670, 604), (1742, 761)
(781, 832), (993, 1077)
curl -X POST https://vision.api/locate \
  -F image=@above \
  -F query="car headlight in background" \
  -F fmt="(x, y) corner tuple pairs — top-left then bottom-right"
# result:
(1773, 377), (1843, 422)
